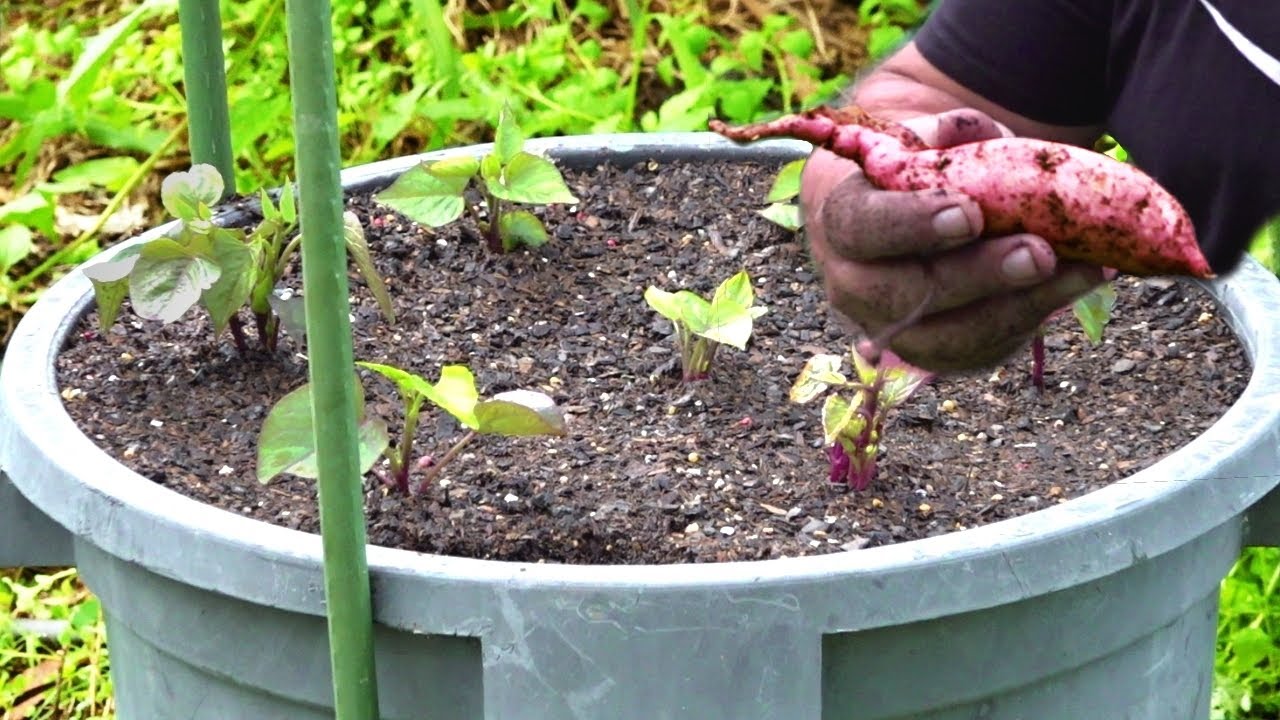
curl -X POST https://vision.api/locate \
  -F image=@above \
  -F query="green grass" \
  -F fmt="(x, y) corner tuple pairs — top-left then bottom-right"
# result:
(1, 569), (113, 719)
(2, 0), (1277, 717)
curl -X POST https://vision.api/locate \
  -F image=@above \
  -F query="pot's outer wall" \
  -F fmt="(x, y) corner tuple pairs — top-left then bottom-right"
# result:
(4, 133), (1280, 719)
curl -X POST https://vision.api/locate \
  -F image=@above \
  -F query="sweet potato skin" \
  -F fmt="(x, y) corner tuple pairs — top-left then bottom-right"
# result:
(709, 108), (1214, 279)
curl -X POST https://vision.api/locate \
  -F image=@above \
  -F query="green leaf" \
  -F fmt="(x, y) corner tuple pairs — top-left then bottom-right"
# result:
(357, 362), (482, 431)
(58, 0), (163, 107)
(1228, 626), (1277, 673)
(493, 102), (524, 166)
(821, 392), (864, 445)
(758, 203), (802, 231)
(485, 151), (579, 205)
(52, 156), (140, 192)
(1072, 282), (1117, 346)
(0, 192), (55, 239)
(0, 224), (34, 273)
(699, 304), (754, 350)
(766, 159), (806, 203)
(129, 237), (220, 322)
(358, 361), (438, 405)
(498, 209), (550, 250)
(82, 246), (143, 332)
(161, 165), (224, 222)
(711, 269), (755, 310)
(200, 229), (257, 337)
(256, 378), (390, 483)
(644, 286), (688, 325)
(850, 346), (881, 386)
(279, 180), (297, 224)
(343, 212), (395, 323)
(474, 389), (567, 436)
(645, 286), (712, 334)
(790, 353), (846, 404)
(421, 365), (482, 430)
(879, 365), (929, 409)
(373, 161), (472, 227)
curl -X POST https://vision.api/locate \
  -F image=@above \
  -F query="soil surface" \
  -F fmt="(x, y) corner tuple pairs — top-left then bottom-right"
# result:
(54, 159), (1250, 564)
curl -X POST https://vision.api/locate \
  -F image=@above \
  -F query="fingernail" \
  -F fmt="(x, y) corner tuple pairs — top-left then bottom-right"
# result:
(931, 206), (973, 240)
(1000, 247), (1042, 284)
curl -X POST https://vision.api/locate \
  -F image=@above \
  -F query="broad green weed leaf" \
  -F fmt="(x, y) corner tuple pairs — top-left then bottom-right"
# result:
(758, 203), (802, 231)
(498, 210), (549, 250)
(1072, 282), (1116, 346)
(129, 237), (220, 322)
(791, 353), (846, 404)
(0, 191), (55, 239)
(373, 162), (469, 227)
(475, 390), (567, 436)
(53, 156), (140, 192)
(487, 151), (579, 204)
(343, 211), (395, 322)
(493, 103), (524, 165)
(59, 0), (167, 107)
(256, 378), (389, 483)
(766, 159), (806, 203)
(200, 229), (257, 337)
(1228, 626), (1277, 674)
(162, 165), (224, 221)
(0, 224), (34, 273)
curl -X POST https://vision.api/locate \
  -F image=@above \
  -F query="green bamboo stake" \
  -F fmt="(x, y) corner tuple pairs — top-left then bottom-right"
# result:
(283, 0), (381, 717)
(177, 0), (235, 194)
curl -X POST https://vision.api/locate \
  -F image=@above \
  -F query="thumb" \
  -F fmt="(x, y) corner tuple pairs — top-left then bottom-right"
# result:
(901, 109), (1014, 149)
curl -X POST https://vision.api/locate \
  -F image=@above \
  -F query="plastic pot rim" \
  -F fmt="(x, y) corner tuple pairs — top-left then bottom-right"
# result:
(3, 132), (1279, 631)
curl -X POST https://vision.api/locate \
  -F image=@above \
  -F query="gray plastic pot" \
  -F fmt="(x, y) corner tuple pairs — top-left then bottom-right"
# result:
(4, 134), (1280, 720)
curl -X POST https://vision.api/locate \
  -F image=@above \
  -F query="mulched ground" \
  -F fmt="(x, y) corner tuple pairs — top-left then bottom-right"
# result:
(54, 158), (1250, 565)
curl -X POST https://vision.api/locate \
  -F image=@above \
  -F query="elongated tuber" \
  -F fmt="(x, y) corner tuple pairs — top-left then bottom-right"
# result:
(710, 107), (1214, 279)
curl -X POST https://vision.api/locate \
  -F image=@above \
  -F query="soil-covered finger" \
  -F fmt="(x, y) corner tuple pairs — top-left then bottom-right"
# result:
(819, 175), (985, 260)
(884, 264), (1107, 373)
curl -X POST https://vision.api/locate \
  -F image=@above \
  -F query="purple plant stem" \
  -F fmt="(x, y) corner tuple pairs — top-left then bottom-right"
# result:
(227, 314), (248, 354)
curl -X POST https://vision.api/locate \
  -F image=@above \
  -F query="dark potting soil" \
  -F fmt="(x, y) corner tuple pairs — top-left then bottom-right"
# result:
(54, 159), (1250, 565)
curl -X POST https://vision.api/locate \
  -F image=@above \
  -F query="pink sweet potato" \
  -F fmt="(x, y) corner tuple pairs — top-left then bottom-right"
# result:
(710, 107), (1214, 279)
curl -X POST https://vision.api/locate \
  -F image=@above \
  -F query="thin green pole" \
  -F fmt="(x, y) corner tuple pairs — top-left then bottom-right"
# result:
(283, 0), (381, 717)
(177, 0), (235, 194)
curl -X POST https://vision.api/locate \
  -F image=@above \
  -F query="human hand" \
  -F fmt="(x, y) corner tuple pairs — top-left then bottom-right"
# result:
(799, 108), (1107, 373)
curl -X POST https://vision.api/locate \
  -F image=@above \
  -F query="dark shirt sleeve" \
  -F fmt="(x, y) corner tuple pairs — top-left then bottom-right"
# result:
(912, 0), (1113, 126)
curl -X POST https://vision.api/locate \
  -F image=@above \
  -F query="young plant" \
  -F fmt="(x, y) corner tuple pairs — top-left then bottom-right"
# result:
(644, 269), (767, 382)
(373, 104), (579, 254)
(1028, 282), (1117, 391)
(81, 164), (395, 352)
(791, 346), (931, 490)
(256, 362), (567, 495)
(757, 158), (806, 231)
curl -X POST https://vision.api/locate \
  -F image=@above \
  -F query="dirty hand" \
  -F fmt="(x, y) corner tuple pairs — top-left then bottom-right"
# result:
(799, 108), (1106, 373)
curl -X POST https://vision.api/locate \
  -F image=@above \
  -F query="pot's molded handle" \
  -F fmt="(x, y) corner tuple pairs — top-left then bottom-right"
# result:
(0, 471), (74, 568)
(1244, 484), (1280, 547)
